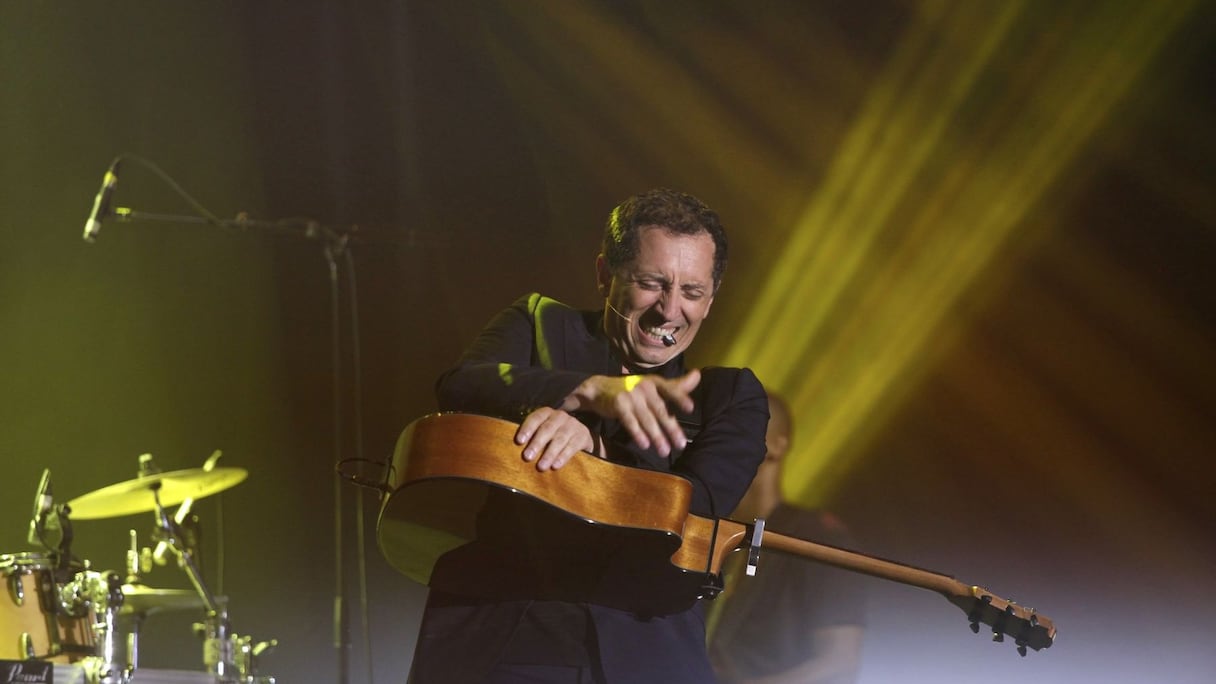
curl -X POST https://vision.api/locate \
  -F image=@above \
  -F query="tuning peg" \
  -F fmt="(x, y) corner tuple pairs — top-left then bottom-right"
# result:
(967, 593), (992, 630)
(1016, 639), (1028, 657)
(989, 602), (1014, 645)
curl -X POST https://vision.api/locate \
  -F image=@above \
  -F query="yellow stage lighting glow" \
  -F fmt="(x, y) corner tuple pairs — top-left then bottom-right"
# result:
(723, 0), (1199, 505)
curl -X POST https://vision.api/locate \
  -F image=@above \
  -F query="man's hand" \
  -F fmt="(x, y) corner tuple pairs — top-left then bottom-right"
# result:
(561, 369), (701, 458)
(515, 406), (596, 471)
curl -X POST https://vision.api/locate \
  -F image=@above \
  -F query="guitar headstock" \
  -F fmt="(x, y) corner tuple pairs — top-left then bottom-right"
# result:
(947, 585), (1057, 655)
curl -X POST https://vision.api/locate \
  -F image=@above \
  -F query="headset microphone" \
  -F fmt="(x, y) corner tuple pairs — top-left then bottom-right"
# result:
(607, 302), (678, 347)
(606, 301), (632, 324)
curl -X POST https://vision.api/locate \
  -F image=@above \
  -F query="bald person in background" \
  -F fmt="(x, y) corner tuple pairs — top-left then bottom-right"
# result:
(709, 394), (866, 684)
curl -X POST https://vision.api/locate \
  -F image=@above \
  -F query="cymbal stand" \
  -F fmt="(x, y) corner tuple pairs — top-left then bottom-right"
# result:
(150, 485), (237, 682)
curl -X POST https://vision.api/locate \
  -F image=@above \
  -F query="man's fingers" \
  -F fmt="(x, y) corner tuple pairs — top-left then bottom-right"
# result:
(663, 369), (701, 414)
(536, 439), (576, 471)
(612, 374), (696, 457)
(616, 411), (651, 451)
(515, 408), (552, 447)
(660, 412), (687, 452)
(680, 368), (702, 390)
(518, 407), (595, 470)
(537, 428), (595, 471)
(518, 407), (562, 462)
(638, 388), (678, 456)
(641, 407), (684, 457)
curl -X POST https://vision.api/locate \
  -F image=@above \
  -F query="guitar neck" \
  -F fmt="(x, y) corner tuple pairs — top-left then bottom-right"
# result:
(739, 524), (1055, 652)
(758, 528), (967, 596)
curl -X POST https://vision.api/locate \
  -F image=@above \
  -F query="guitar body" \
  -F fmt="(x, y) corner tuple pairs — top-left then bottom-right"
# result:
(376, 412), (734, 615)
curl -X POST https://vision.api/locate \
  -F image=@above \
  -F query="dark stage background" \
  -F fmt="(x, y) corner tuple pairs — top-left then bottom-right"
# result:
(2, 2), (1213, 683)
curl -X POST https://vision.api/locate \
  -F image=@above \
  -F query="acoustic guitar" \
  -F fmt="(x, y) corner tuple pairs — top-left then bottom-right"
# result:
(376, 413), (1055, 654)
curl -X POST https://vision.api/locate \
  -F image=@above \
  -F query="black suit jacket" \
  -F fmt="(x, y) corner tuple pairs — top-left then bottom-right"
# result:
(411, 293), (768, 683)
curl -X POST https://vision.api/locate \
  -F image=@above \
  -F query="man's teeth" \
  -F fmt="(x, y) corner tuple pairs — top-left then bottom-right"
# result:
(644, 326), (675, 338)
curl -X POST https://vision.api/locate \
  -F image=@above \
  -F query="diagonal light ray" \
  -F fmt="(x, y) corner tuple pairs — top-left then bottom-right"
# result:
(721, 0), (1200, 503)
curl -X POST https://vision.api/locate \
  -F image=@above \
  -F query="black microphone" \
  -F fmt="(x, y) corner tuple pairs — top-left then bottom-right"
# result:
(27, 469), (57, 547)
(82, 159), (121, 242)
(30, 469), (52, 521)
(606, 301), (677, 346)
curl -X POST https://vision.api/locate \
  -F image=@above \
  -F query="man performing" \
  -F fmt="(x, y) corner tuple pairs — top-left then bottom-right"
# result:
(709, 394), (867, 684)
(408, 188), (769, 683)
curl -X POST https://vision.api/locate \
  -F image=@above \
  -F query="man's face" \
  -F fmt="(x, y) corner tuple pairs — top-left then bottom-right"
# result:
(597, 225), (717, 369)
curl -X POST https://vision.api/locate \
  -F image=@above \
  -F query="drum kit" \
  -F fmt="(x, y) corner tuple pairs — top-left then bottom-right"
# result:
(1, 453), (276, 684)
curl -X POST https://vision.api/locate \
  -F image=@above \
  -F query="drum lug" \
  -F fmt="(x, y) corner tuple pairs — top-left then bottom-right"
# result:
(7, 569), (24, 606)
(20, 632), (35, 659)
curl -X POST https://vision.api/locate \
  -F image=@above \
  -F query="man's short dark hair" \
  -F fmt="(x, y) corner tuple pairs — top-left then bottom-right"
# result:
(601, 188), (728, 290)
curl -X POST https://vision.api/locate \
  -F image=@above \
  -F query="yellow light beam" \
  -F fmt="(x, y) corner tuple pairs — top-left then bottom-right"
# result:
(721, 0), (1199, 504)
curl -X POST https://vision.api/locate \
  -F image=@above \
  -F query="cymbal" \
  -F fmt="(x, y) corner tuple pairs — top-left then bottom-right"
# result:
(68, 467), (248, 519)
(120, 583), (205, 615)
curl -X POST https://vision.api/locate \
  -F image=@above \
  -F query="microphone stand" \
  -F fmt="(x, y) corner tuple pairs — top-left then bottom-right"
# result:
(102, 203), (383, 684)
(110, 207), (374, 245)
(323, 226), (352, 684)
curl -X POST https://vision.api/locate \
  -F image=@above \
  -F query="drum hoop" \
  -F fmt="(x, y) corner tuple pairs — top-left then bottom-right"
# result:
(0, 552), (85, 574)
(1, 551), (54, 570)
